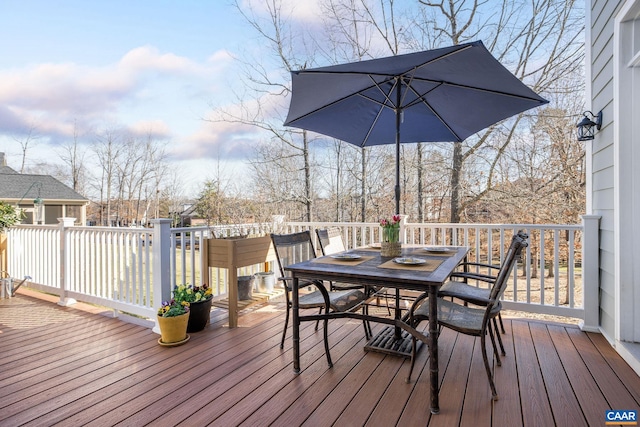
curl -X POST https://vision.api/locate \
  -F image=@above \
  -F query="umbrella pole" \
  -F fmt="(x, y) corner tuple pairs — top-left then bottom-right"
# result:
(395, 81), (401, 216)
(394, 81), (402, 341)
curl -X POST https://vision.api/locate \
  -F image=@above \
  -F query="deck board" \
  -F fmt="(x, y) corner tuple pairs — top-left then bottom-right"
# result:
(547, 323), (606, 426)
(512, 321), (553, 427)
(528, 321), (585, 427)
(1, 290), (640, 427)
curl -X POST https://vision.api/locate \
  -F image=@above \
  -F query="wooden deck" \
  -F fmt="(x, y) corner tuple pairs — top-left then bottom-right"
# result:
(2, 289), (639, 427)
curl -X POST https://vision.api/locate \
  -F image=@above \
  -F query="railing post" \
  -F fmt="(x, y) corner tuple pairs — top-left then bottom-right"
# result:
(57, 217), (77, 307)
(580, 215), (601, 332)
(151, 218), (172, 333)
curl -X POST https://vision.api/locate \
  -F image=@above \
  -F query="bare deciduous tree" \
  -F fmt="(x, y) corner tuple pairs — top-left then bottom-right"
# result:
(218, 0), (584, 227)
(13, 123), (40, 173)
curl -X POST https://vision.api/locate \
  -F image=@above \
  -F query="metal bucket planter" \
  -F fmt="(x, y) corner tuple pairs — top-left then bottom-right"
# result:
(157, 312), (190, 346)
(238, 275), (254, 300)
(187, 297), (212, 332)
(255, 271), (275, 293)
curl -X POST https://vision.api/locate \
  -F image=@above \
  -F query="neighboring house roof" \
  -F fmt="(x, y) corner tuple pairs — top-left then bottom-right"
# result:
(180, 203), (199, 217)
(0, 164), (18, 174)
(0, 173), (88, 203)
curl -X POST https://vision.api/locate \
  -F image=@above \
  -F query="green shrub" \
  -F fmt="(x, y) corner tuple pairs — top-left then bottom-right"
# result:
(0, 202), (22, 231)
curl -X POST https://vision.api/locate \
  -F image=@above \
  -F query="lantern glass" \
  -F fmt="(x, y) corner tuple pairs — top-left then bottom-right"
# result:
(33, 197), (44, 224)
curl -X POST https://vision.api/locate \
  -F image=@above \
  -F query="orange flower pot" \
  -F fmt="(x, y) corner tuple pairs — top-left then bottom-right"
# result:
(157, 312), (190, 346)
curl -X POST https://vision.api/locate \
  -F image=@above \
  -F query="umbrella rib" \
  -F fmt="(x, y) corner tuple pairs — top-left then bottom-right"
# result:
(409, 76), (545, 102)
(401, 81), (464, 141)
(367, 74), (399, 108)
(359, 75), (398, 146)
(361, 103), (386, 147)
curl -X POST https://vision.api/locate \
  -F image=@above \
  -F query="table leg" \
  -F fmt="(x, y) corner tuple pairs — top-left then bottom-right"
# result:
(228, 268), (238, 328)
(394, 288), (402, 339)
(292, 277), (300, 374)
(429, 285), (439, 414)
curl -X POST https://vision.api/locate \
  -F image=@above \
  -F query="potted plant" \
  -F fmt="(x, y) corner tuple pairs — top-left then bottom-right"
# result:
(157, 299), (190, 346)
(380, 214), (402, 257)
(173, 283), (213, 332)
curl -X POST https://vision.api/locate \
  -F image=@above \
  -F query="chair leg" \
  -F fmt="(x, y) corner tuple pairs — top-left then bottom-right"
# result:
(498, 312), (506, 334)
(488, 322), (502, 367)
(406, 336), (418, 383)
(362, 305), (372, 340)
(281, 306), (290, 349)
(315, 307), (323, 330)
(480, 331), (499, 400)
(493, 317), (506, 356)
(323, 317), (333, 368)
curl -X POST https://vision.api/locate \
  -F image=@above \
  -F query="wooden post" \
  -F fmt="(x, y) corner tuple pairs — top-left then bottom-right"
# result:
(580, 214), (601, 332)
(151, 218), (172, 334)
(201, 233), (210, 287)
(0, 232), (6, 273)
(57, 217), (77, 306)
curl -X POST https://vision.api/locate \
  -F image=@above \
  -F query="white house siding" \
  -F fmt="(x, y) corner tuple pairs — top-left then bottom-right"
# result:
(615, 1), (640, 346)
(590, 0), (621, 342)
(590, 0), (640, 378)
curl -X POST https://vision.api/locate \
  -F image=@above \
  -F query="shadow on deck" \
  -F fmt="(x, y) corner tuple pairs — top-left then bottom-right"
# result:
(1, 288), (639, 426)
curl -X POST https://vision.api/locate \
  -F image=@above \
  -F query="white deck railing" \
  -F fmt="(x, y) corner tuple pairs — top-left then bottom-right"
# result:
(4, 216), (600, 330)
(285, 219), (599, 326)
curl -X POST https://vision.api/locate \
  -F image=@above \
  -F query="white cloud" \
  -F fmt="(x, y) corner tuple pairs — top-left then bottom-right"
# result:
(174, 118), (260, 160)
(119, 45), (200, 74)
(0, 46), (233, 149)
(241, 0), (323, 22)
(128, 120), (172, 139)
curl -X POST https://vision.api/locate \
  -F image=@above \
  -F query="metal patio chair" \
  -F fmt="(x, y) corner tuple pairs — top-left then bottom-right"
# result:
(406, 232), (528, 400)
(270, 231), (369, 368)
(316, 227), (391, 317)
(438, 231), (529, 354)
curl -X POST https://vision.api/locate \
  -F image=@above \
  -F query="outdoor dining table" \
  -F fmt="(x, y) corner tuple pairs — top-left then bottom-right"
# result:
(285, 244), (470, 414)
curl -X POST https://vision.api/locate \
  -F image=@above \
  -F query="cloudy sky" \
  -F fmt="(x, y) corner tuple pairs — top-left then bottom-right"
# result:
(0, 0), (324, 195)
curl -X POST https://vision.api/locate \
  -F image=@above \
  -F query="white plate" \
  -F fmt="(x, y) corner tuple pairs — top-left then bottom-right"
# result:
(423, 246), (452, 253)
(393, 257), (426, 265)
(331, 253), (362, 261)
(368, 243), (381, 249)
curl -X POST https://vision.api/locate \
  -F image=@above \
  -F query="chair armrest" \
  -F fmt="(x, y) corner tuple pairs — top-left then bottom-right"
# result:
(459, 261), (501, 271)
(277, 276), (324, 289)
(408, 292), (430, 326)
(450, 271), (496, 283)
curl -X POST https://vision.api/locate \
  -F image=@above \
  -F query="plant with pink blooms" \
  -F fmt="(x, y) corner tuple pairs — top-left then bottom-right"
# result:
(379, 214), (401, 242)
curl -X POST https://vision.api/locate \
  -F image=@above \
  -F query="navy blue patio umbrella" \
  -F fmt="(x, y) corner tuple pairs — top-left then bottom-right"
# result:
(284, 40), (548, 214)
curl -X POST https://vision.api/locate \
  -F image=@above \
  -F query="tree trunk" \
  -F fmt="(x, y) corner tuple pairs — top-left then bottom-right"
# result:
(361, 147), (366, 222)
(303, 131), (312, 222)
(417, 143), (424, 223)
(450, 142), (462, 223)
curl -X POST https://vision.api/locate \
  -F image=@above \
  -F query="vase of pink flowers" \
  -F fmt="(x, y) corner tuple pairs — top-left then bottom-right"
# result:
(380, 214), (402, 257)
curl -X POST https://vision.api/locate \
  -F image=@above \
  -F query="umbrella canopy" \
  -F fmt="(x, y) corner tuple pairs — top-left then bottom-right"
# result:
(284, 40), (548, 213)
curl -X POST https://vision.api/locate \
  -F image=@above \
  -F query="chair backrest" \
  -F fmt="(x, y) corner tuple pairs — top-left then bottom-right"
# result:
(316, 227), (346, 256)
(270, 231), (317, 279)
(489, 231), (528, 304)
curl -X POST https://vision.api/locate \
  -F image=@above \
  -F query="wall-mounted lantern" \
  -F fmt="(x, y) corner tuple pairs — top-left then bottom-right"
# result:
(576, 110), (603, 141)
